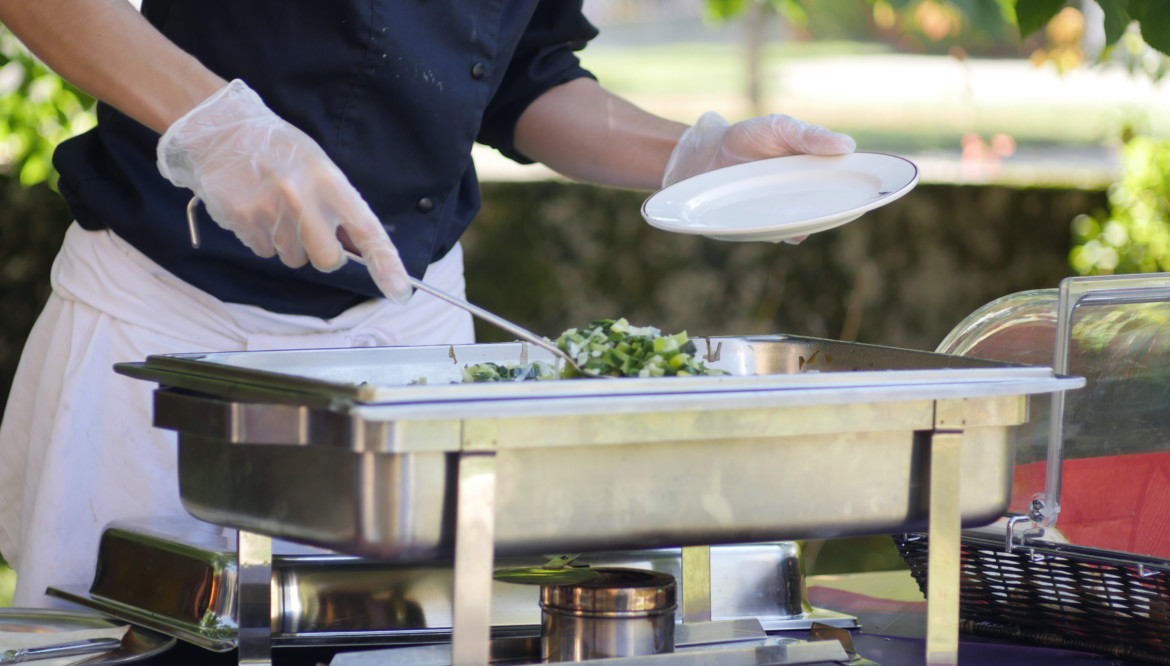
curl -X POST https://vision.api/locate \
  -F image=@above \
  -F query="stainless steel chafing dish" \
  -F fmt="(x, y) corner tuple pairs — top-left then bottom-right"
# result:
(49, 517), (842, 652)
(116, 333), (1082, 665)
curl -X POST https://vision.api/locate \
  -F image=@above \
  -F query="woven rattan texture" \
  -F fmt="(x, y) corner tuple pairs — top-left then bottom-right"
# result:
(893, 533), (1170, 663)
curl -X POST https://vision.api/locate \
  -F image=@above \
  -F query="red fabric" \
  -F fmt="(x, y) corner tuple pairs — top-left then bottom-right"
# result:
(806, 585), (926, 615)
(1011, 452), (1170, 557)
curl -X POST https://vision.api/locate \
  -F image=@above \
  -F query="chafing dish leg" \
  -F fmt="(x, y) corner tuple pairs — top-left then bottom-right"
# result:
(237, 530), (273, 666)
(680, 545), (712, 624)
(451, 452), (498, 666)
(925, 432), (962, 665)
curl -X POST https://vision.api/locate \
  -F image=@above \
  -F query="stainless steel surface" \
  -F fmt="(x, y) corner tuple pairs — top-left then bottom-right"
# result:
(237, 531), (273, 665)
(120, 335), (1078, 666)
(0, 609), (175, 664)
(186, 195), (576, 370)
(164, 403), (1026, 561)
(924, 431), (961, 666)
(540, 569), (676, 662)
(680, 547), (711, 624)
(114, 336), (1079, 562)
(452, 453), (497, 666)
(673, 619), (766, 647)
(47, 519), (831, 649)
(1, 637), (121, 663)
(120, 335), (1077, 417)
(328, 633), (856, 666)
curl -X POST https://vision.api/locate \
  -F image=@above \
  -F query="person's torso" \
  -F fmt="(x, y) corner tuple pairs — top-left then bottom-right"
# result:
(54, 0), (594, 318)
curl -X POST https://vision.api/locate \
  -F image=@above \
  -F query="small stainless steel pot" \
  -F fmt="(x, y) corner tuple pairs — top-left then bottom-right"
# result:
(540, 568), (676, 662)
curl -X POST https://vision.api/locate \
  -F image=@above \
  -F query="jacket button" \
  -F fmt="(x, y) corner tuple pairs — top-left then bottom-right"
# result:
(416, 197), (434, 213)
(470, 63), (487, 79)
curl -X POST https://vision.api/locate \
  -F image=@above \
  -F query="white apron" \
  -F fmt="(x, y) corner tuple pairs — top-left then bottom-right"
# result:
(0, 223), (473, 607)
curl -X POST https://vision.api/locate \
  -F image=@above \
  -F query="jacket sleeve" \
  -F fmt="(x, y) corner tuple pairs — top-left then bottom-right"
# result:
(477, 0), (599, 163)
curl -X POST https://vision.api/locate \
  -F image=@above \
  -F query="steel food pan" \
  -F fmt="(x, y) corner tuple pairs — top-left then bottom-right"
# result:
(117, 335), (1081, 562)
(48, 518), (829, 651)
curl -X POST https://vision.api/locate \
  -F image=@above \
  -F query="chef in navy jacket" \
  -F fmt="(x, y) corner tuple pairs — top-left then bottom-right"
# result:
(0, 0), (856, 606)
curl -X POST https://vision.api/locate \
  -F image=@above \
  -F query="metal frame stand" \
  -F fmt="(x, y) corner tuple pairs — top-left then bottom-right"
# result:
(924, 400), (966, 665)
(236, 404), (969, 666)
(236, 530), (273, 666)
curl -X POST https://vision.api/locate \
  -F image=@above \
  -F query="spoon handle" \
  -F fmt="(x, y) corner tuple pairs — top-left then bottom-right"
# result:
(185, 196), (575, 366)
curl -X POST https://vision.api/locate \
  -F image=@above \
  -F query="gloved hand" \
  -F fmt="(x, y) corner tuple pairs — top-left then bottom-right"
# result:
(157, 79), (411, 303)
(662, 111), (856, 188)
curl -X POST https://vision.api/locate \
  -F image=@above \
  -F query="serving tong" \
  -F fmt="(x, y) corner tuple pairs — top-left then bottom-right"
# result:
(0, 637), (121, 663)
(184, 197), (583, 372)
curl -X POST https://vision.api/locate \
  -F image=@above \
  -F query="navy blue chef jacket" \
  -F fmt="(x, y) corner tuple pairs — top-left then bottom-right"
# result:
(52, 0), (598, 319)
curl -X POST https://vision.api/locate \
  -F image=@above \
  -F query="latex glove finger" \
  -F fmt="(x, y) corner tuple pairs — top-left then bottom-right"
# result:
(662, 111), (855, 188)
(274, 178), (333, 271)
(157, 79), (411, 301)
(201, 188), (277, 259)
(717, 113), (856, 167)
(331, 184), (412, 303)
(350, 231), (411, 304)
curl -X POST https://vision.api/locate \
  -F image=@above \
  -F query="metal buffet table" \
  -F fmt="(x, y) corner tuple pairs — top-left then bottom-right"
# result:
(114, 334), (1081, 666)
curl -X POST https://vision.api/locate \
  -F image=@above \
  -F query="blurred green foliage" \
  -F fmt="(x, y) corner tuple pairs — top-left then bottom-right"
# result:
(0, 556), (12, 608)
(0, 27), (96, 188)
(704, 0), (1170, 57)
(1071, 137), (1170, 275)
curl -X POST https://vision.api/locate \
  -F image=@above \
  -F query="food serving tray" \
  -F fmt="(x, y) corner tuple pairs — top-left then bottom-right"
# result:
(48, 518), (843, 652)
(116, 334), (1080, 561)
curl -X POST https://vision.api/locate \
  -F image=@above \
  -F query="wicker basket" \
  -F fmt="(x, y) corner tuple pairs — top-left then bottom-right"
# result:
(893, 530), (1170, 664)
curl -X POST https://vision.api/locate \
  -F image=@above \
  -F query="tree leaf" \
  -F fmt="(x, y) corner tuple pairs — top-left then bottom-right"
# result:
(1095, 0), (1133, 45)
(704, 0), (749, 20)
(947, 0), (1016, 37)
(1131, 0), (1170, 55)
(1015, 0), (1069, 37)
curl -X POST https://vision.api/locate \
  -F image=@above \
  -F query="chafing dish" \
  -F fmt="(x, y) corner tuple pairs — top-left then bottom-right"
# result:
(49, 518), (846, 652)
(116, 333), (1081, 664)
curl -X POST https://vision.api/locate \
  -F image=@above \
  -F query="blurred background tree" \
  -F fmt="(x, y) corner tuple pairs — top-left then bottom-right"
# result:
(699, 0), (1170, 277)
(0, 27), (95, 188)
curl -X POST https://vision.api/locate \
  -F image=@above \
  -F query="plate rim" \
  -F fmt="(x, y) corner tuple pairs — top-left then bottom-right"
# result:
(641, 151), (919, 241)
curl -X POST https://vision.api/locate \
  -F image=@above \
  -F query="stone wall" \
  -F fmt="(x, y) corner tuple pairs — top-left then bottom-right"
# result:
(0, 180), (1107, 409)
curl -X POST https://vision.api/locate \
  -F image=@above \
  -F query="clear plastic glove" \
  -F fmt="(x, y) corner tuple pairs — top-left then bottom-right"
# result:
(662, 111), (856, 244)
(157, 79), (411, 303)
(662, 111), (856, 188)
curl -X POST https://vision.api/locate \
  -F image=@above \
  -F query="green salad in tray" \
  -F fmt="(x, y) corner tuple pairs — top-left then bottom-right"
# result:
(461, 318), (725, 382)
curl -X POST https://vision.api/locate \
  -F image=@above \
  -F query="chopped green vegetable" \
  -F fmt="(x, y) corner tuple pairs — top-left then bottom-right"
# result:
(556, 318), (724, 379)
(460, 319), (725, 382)
(461, 360), (559, 383)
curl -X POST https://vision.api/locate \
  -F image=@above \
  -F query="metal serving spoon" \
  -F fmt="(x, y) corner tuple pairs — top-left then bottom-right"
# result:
(184, 197), (582, 371)
(1, 637), (122, 663)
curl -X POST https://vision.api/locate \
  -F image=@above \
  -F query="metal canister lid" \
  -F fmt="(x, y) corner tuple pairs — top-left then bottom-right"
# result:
(540, 568), (676, 616)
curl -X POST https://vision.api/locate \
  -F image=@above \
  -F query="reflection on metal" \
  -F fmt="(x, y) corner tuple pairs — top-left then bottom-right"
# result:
(540, 568), (677, 662)
(925, 432), (962, 666)
(115, 335), (1076, 665)
(807, 621), (855, 655)
(236, 530), (272, 666)
(452, 453), (498, 666)
(679, 546), (711, 624)
(47, 522), (842, 651)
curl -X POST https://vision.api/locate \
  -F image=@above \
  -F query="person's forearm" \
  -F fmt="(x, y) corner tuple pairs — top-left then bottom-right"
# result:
(514, 78), (687, 191)
(0, 0), (225, 133)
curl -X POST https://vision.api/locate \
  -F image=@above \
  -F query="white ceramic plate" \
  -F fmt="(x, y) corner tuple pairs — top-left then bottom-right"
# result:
(641, 152), (919, 242)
